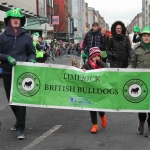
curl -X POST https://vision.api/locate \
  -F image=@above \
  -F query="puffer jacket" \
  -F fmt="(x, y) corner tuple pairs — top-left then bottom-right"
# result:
(107, 36), (132, 68)
(0, 28), (35, 74)
(128, 45), (150, 68)
(106, 21), (132, 68)
(82, 29), (103, 51)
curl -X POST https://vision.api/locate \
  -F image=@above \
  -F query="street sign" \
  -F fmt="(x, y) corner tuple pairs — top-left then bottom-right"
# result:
(70, 18), (74, 36)
(52, 16), (59, 25)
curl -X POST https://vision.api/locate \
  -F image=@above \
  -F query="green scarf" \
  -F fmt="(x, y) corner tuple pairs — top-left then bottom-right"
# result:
(141, 40), (150, 51)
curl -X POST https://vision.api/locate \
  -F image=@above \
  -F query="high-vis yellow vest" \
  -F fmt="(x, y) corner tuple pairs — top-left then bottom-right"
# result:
(33, 41), (44, 58)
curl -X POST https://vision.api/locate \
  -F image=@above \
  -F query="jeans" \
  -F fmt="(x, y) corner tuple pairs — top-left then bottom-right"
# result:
(2, 74), (26, 130)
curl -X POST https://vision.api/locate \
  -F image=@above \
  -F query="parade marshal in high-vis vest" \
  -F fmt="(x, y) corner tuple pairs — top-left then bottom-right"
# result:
(32, 32), (44, 63)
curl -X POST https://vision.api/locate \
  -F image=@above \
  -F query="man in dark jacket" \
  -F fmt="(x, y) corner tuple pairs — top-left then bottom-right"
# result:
(0, 8), (36, 139)
(106, 21), (132, 68)
(82, 22), (103, 59)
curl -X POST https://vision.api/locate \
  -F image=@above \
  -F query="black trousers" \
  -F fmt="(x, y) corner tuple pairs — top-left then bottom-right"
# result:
(138, 113), (150, 126)
(36, 58), (43, 63)
(2, 74), (26, 130)
(90, 111), (105, 125)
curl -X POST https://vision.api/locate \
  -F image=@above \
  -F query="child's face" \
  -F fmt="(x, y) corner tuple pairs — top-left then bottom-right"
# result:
(92, 55), (100, 62)
(142, 34), (150, 44)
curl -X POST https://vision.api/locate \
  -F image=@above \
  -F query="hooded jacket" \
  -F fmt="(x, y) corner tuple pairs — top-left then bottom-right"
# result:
(107, 21), (132, 68)
(0, 28), (35, 74)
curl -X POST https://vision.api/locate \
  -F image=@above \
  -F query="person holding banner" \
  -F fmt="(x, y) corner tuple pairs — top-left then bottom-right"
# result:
(81, 47), (108, 133)
(0, 8), (35, 139)
(128, 26), (150, 138)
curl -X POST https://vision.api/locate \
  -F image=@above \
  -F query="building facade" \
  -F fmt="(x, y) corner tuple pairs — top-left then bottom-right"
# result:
(142, 0), (150, 27)
(84, 2), (89, 34)
(68, 0), (85, 43)
(0, 0), (54, 38)
(53, 0), (69, 41)
(127, 13), (142, 34)
(88, 7), (107, 29)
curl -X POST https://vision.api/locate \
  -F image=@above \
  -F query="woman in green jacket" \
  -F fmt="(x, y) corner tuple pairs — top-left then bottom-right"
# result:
(128, 26), (150, 138)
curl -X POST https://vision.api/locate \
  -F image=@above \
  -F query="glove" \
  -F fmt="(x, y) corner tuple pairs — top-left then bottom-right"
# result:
(96, 60), (101, 66)
(96, 60), (108, 68)
(29, 59), (36, 63)
(7, 56), (16, 66)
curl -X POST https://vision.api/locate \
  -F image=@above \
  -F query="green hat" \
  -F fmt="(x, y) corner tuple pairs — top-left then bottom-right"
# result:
(140, 26), (150, 35)
(32, 32), (40, 37)
(133, 26), (140, 33)
(82, 52), (87, 59)
(4, 8), (26, 26)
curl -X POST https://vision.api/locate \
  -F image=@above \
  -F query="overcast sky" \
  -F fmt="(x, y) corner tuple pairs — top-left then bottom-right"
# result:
(85, 0), (142, 27)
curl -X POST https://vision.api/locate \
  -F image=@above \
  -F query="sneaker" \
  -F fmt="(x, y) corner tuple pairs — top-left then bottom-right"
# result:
(10, 125), (16, 131)
(91, 124), (99, 133)
(100, 115), (107, 128)
(144, 130), (150, 137)
(137, 123), (144, 135)
(17, 130), (25, 139)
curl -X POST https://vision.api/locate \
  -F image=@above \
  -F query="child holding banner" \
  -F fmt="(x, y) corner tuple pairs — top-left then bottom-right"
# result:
(128, 26), (150, 137)
(81, 47), (108, 133)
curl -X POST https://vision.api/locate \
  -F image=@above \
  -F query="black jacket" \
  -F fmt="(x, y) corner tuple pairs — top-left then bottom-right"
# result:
(82, 29), (103, 51)
(0, 28), (35, 74)
(107, 36), (131, 68)
(82, 61), (108, 70)
(106, 21), (132, 68)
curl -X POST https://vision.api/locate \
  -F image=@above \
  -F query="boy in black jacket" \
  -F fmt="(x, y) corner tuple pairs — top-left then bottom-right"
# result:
(82, 47), (108, 133)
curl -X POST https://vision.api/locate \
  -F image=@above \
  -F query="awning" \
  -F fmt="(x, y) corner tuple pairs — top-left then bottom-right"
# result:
(23, 23), (53, 31)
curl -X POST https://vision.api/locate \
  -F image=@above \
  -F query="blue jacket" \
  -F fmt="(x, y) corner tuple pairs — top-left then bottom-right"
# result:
(0, 28), (36, 74)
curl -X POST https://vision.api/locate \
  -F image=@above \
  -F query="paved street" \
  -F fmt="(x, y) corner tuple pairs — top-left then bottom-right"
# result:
(0, 57), (150, 150)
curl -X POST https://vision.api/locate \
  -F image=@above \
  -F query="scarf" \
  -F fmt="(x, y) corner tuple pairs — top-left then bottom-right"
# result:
(7, 20), (21, 37)
(141, 40), (150, 51)
(89, 59), (101, 69)
(115, 34), (124, 41)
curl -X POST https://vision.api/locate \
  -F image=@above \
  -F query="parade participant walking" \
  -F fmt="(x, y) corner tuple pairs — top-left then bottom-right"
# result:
(101, 27), (109, 63)
(107, 21), (132, 68)
(125, 30), (132, 45)
(0, 8), (35, 139)
(133, 26), (140, 43)
(132, 26), (141, 50)
(32, 32), (44, 63)
(128, 26), (150, 137)
(82, 22), (103, 59)
(81, 47), (108, 133)
(38, 36), (50, 63)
